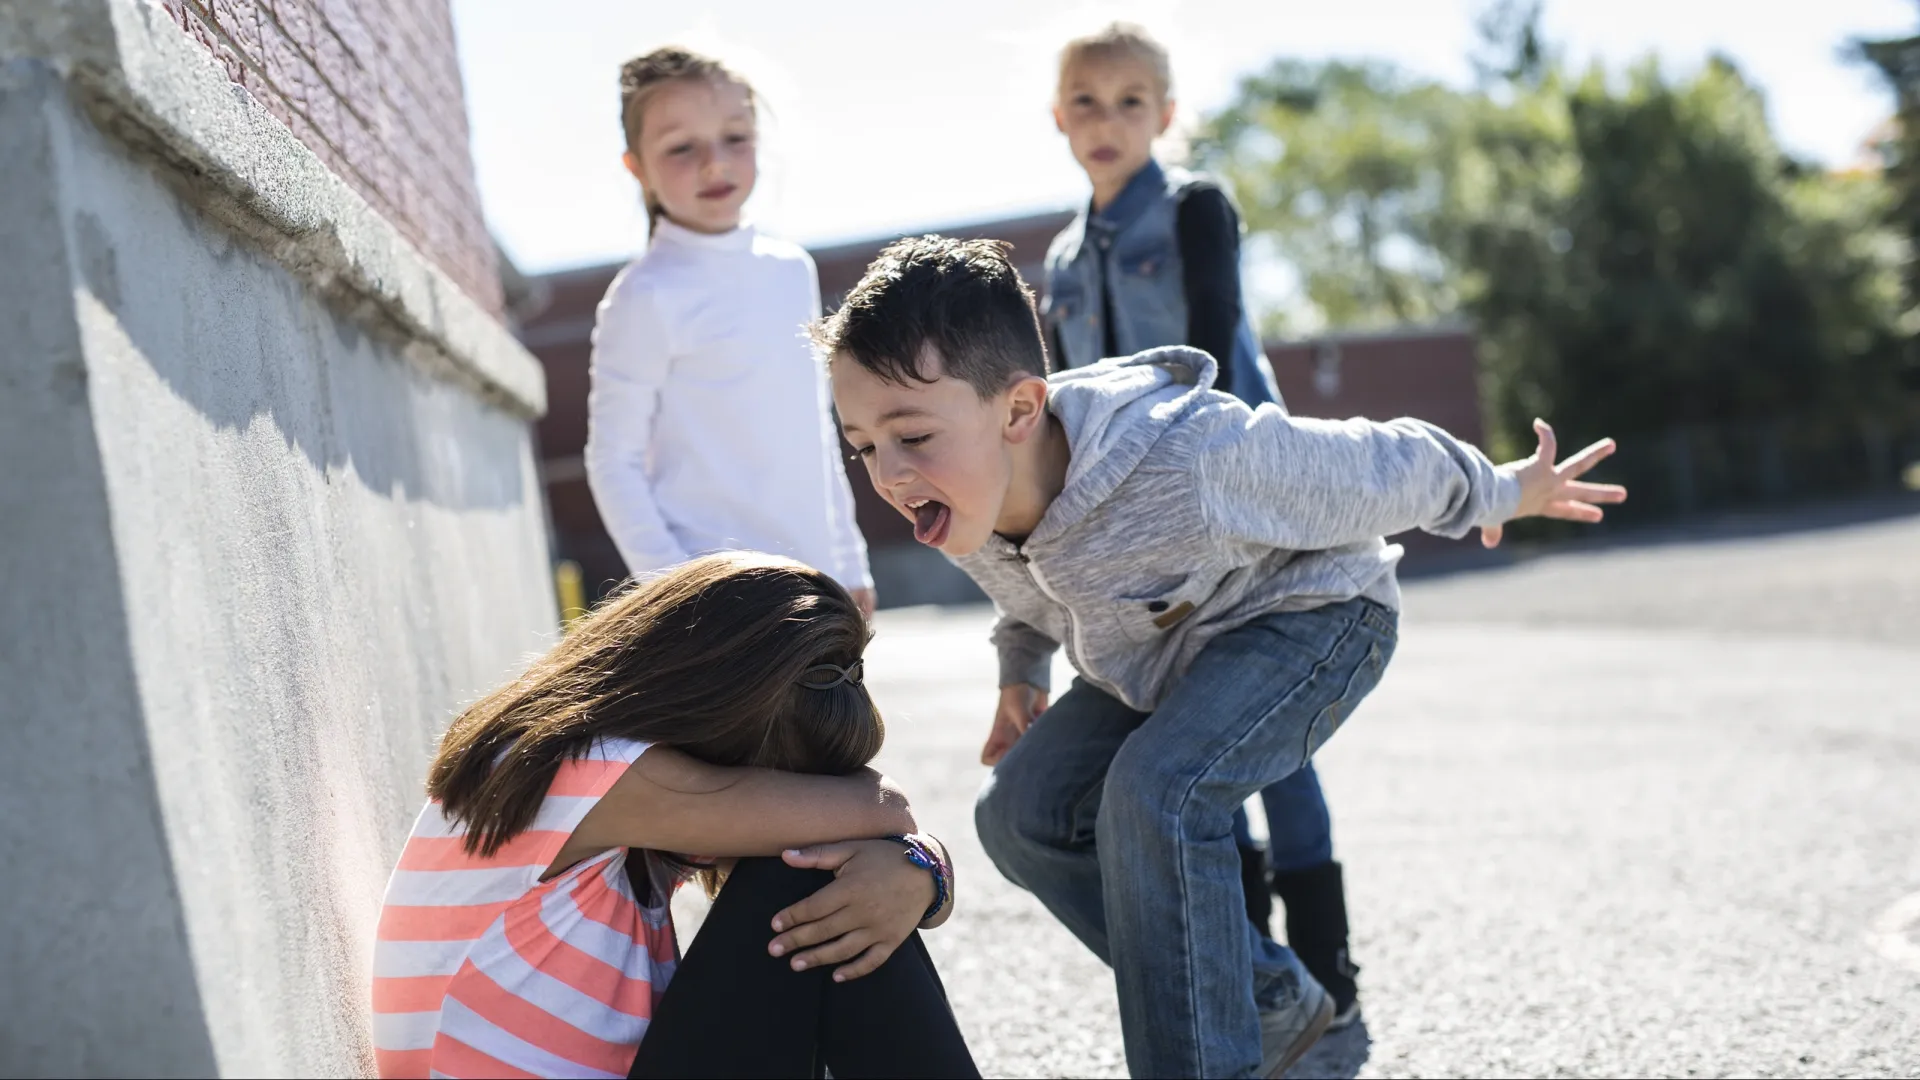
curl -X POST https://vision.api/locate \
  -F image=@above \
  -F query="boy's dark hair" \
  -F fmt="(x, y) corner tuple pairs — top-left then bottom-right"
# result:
(814, 235), (1050, 398)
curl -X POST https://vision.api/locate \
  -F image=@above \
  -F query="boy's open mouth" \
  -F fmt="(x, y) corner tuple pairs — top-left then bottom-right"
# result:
(905, 498), (952, 547)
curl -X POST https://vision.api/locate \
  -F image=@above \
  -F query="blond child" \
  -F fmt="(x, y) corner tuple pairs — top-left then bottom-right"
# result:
(1041, 22), (1364, 1029)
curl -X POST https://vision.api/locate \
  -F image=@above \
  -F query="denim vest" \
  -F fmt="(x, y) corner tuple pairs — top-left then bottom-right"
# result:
(1041, 160), (1280, 408)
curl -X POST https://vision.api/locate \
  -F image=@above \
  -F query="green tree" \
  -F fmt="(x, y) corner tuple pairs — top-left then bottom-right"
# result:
(1197, 62), (1469, 333)
(1197, 30), (1909, 477)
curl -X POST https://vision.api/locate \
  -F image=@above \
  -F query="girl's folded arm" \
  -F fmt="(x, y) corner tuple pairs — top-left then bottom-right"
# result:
(572, 746), (917, 857)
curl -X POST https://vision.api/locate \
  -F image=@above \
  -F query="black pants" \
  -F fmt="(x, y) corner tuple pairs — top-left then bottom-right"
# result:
(629, 857), (980, 1079)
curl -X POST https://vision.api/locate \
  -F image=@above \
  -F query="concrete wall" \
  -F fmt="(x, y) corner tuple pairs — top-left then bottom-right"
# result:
(0, 2), (556, 1075)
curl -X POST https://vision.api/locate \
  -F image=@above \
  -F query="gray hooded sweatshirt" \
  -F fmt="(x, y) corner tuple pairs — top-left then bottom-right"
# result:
(952, 346), (1522, 712)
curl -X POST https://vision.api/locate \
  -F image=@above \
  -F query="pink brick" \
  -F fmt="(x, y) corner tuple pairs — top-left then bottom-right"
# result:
(181, 10), (242, 84)
(310, 18), (349, 95)
(335, 101), (374, 174)
(305, 77), (343, 159)
(211, 0), (264, 75)
(157, 0), (504, 314)
(267, 0), (315, 55)
(316, 0), (374, 71)
(364, 145), (397, 201)
(254, 11), (306, 109)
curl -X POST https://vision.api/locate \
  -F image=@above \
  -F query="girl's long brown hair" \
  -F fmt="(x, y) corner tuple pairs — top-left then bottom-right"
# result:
(429, 552), (879, 857)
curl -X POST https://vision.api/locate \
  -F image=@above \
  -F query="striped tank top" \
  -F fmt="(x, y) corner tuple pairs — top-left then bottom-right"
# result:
(371, 737), (677, 1078)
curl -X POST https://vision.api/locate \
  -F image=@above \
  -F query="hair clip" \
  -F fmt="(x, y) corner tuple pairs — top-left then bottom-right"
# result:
(798, 659), (864, 690)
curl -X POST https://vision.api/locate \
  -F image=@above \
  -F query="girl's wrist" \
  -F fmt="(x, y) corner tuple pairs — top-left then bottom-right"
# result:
(885, 833), (952, 927)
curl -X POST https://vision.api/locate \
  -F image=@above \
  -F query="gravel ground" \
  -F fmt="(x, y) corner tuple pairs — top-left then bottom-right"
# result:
(679, 502), (1920, 1078)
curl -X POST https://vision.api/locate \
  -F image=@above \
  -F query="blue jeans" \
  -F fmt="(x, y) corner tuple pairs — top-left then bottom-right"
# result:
(1233, 765), (1335, 872)
(975, 598), (1397, 1078)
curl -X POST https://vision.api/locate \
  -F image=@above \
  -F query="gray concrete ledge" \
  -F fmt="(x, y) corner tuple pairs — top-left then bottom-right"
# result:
(0, 0), (545, 418)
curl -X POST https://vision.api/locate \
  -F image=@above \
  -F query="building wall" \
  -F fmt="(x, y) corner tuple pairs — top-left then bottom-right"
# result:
(0, 2), (551, 1074)
(154, 0), (503, 315)
(1267, 328), (1487, 562)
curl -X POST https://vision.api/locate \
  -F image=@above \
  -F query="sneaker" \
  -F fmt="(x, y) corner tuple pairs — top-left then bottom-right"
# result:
(1321, 947), (1362, 1030)
(1328, 992), (1363, 1032)
(1258, 974), (1334, 1078)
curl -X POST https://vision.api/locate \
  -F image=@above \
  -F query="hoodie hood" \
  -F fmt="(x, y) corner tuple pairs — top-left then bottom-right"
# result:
(1032, 346), (1219, 544)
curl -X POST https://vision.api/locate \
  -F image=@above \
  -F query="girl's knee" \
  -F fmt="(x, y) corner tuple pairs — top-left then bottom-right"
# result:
(714, 857), (835, 914)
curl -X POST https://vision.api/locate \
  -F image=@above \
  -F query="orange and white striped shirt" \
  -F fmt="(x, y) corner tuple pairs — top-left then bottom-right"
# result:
(371, 738), (677, 1079)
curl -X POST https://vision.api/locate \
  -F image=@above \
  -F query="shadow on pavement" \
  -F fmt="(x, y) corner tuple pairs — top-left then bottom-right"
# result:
(1283, 1018), (1372, 1080)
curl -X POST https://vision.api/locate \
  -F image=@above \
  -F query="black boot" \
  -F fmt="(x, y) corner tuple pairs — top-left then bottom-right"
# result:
(1272, 860), (1361, 1029)
(1238, 843), (1274, 937)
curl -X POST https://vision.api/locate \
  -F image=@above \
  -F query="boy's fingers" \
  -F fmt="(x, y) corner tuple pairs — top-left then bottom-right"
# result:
(1554, 438), (1616, 479)
(984, 710), (1026, 764)
(1533, 418), (1557, 462)
(833, 942), (894, 983)
(981, 725), (1017, 766)
(1563, 480), (1627, 503)
(1545, 500), (1604, 522)
(1480, 523), (1504, 548)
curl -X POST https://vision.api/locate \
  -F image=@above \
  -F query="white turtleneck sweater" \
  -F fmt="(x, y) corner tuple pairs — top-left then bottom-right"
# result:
(584, 219), (872, 590)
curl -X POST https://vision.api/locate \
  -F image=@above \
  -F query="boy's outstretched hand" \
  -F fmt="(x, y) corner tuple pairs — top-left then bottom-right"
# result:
(982, 684), (1047, 766)
(1482, 419), (1629, 549)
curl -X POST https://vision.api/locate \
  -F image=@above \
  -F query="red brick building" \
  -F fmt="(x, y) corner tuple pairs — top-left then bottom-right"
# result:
(157, 0), (503, 314)
(518, 211), (1487, 604)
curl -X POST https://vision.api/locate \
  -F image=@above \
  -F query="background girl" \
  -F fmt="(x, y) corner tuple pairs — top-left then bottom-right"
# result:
(585, 48), (875, 615)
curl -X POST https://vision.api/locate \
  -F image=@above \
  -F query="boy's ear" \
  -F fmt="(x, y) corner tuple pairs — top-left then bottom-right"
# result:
(1003, 375), (1050, 443)
(1052, 102), (1067, 135)
(1158, 97), (1176, 136)
(621, 151), (646, 184)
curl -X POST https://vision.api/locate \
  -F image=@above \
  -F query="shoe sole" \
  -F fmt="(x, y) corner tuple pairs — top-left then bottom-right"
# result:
(1326, 1001), (1362, 1032)
(1265, 993), (1335, 1078)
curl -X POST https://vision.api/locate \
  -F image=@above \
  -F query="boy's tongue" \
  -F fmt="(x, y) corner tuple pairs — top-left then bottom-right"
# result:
(912, 501), (951, 546)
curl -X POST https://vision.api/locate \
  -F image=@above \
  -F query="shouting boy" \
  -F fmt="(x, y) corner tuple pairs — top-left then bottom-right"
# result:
(819, 236), (1625, 1078)
(1041, 21), (1357, 1009)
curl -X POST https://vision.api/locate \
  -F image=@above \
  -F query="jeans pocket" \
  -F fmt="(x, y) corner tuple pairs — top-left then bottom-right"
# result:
(1302, 640), (1388, 761)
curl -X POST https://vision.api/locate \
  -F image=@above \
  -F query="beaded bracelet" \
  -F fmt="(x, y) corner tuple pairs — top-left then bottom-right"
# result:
(885, 833), (952, 926)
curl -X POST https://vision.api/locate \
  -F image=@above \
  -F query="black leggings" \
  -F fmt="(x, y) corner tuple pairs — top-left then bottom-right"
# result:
(629, 857), (980, 1079)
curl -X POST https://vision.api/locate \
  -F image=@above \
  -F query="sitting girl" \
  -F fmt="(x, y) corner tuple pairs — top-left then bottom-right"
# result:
(370, 553), (978, 1079)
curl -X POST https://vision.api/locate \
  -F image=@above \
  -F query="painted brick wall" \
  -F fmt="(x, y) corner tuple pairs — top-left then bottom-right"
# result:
(156, 0), (504, 316)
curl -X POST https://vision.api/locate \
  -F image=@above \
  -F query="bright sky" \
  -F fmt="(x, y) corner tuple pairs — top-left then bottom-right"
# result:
(455, 0), (1916, 276)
